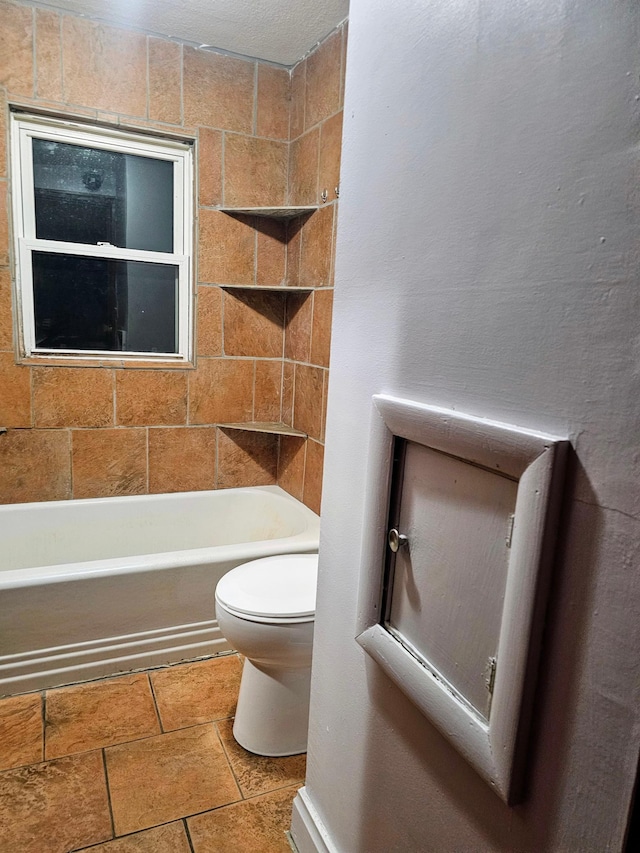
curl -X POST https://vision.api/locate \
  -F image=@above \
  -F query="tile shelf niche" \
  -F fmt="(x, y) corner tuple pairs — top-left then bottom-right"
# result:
(220, 284), (314, 293)
(219, 206), (319, 220)
(219, 205), (321, 292)
(216, 205), (319, 442)
(219, 422), (307, 438)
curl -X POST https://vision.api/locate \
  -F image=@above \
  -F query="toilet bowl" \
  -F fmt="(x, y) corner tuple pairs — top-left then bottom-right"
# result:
(215, 553), (318, 757)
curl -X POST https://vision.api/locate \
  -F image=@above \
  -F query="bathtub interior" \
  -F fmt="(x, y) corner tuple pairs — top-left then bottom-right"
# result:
(0, 485), (316, 573)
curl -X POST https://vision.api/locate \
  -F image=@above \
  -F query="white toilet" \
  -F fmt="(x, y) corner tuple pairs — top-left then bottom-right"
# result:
(215, 553), (319, 757)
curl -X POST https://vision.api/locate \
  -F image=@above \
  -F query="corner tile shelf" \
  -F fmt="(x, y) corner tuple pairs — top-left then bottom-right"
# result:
(219, 206), (319, 220)
(219, 421), (307, 438)
(220, 284), (314, 293)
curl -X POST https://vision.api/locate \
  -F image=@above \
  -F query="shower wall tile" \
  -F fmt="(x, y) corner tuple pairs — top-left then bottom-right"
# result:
(0, 693), (43, 772)
(0, 270), (12, 350)
(256, 65), (290, 141)
(72, 428), (147, 499)
(285, 292), (313, 363)
(196, 285), (223, 357)
(289, 61), (306, 141)
(305, 29), (342, 130)
(199, 210), (255, 285)
(148, 37), (182, 125)
(189, 358), (254, 425)
(33, 367), (114, 428)
(299, 203), (334, 288)
(116, 370), (187, 427)
(285, 219), (302, 288)
(35, 8), (62, 102)
(321, 369), (329, 442)
(340, 21), (349, 108)
(277, 435), (305, 502)
(223, 291), (284, 359)
(217, 429), (278, 489)
(0, 6), (346, 508)
(0, 88), (6, 179)
(62, 18), (147, 116)
(0, 0), (34, 97)
(319, 111), (344, 200)
(0, 181), (8, 267)
(256, 219), (287, 286)
(254, 359), (283, 423)
(0, 353), (31, 427)
(224, 134), (288, 208)
(310, 288), (334, 368)
(303, 438), (324, 515)
(281, 360), (295, 428)
(183, 48), (254, 133)
(0, 429), (71, 503)
(292, 364), (324, 442)
(288, 128), (320, 206)
(148, 426), (216, 493)
(198, 127), (223, 207)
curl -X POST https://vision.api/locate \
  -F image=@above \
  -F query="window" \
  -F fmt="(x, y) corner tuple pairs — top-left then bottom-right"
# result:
(11, 114), (193, 361)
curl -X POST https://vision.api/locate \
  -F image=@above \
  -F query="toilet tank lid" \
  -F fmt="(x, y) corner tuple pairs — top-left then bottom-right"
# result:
(215, 553), (319, 618)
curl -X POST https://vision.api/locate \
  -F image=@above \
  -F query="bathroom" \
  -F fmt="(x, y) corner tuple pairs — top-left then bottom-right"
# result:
(1, 0), (344, 848)
(2, 0), (640, 851)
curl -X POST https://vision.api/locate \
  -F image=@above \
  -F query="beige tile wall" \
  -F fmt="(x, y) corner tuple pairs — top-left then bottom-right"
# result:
(0, 0), (346, 514)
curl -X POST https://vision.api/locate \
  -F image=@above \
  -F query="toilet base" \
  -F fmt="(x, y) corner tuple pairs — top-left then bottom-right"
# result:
(232, 658), (312, 756)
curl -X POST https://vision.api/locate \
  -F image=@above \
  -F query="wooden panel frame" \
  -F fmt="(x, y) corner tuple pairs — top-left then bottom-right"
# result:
(355, 394), (569, 804)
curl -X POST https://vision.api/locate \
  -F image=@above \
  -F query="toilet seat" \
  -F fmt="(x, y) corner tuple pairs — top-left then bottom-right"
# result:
(215, 553), (318, 622)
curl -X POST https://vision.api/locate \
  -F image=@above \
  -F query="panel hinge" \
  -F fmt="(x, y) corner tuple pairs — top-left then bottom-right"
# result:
(485, 656), (497, 695)
(505, 513), (515, 548)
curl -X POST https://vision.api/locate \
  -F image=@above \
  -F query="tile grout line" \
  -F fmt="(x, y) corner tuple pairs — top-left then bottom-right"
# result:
(146, 671), (165, 733)
(39, 689), (46, 762)
(101, 747), (117, 841)
(183, 817), (197, 853)
(213, 719), (246, 800)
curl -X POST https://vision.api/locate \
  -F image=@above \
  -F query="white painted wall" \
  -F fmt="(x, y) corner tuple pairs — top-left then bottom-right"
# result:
(301, 0), (640, 850)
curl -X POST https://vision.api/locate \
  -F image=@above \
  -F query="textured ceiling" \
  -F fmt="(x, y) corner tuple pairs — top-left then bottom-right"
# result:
(31, 0), (350, 66)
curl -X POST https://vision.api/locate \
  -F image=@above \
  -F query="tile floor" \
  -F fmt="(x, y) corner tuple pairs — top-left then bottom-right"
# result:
(0, 654), (305, 853)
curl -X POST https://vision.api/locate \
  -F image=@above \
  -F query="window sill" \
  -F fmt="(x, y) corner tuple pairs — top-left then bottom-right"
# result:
(18, 354), (196, 370)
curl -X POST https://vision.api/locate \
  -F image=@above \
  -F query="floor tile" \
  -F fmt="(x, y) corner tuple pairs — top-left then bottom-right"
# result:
(188, 785), (299, 853)
(73, 820), (191, 852)
(150, 655), (242, 731)
(0, 750), (112, 853)
(216, 718), (306, 798)
(105, 724), (241, 836)
(45, 673), (160, 759)
(0, 692), (43, 771)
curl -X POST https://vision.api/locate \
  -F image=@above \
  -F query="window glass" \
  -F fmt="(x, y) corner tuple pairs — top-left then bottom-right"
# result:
(32, 139), (174, 253)
(32, 252), (178, 353)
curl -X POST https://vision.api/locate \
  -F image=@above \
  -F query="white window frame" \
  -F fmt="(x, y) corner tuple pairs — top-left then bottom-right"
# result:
(10, 113), (194, 362)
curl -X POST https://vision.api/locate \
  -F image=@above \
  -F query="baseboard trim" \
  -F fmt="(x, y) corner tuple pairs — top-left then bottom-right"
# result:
(290, 787), (338, 853)
(0, 620), (232, 695)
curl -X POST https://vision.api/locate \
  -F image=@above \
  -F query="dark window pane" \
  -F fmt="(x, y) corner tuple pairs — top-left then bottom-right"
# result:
(32, 139), (174, 252)
(32, 252), (178, 354)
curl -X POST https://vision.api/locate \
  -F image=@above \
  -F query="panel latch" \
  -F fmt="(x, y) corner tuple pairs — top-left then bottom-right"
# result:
(388, 528), (409, 553)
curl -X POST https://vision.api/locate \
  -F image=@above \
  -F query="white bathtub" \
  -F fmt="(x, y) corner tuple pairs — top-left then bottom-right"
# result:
(0, 485), (319, 696)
